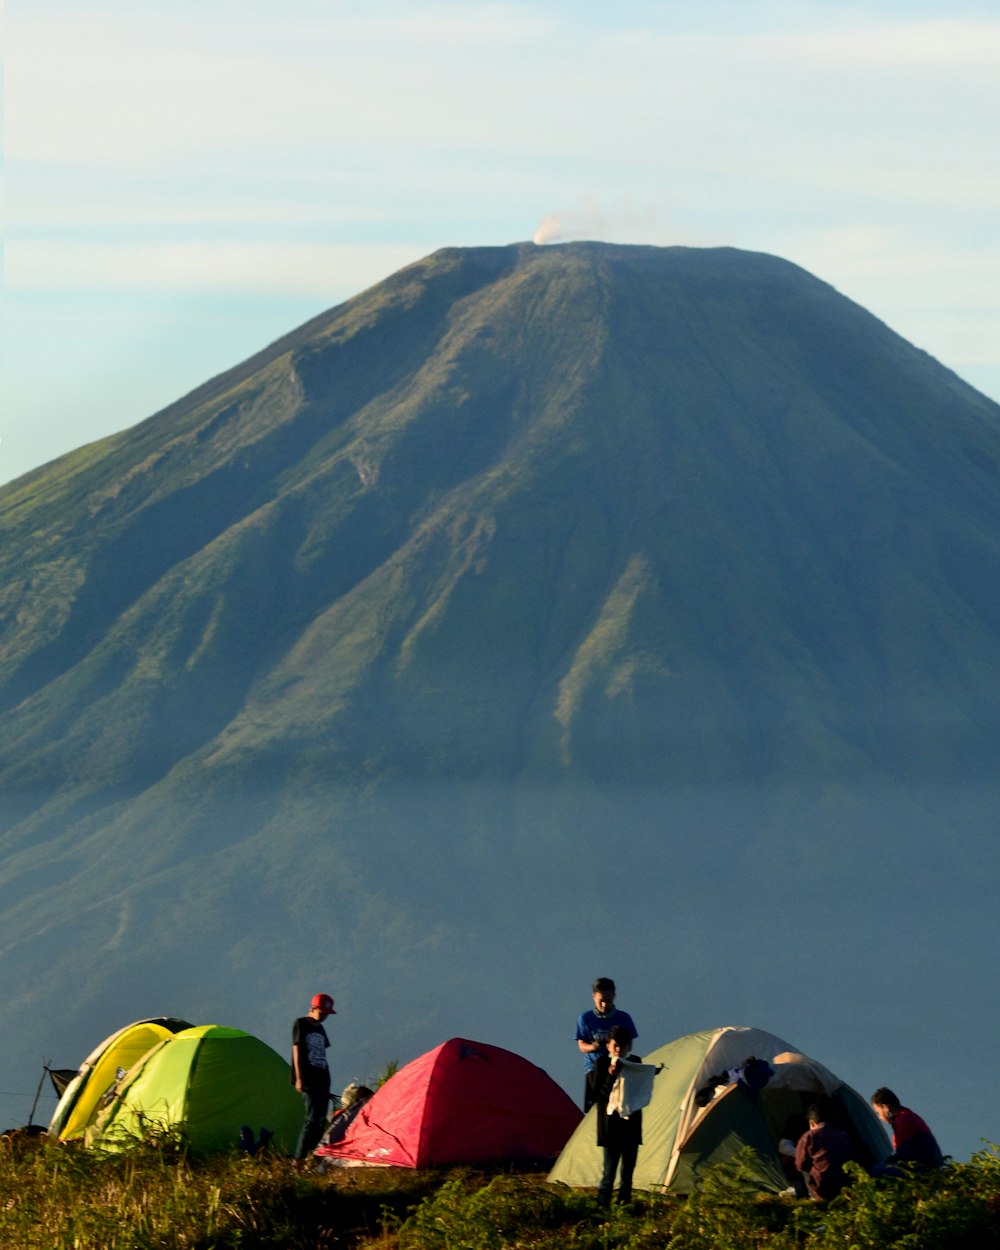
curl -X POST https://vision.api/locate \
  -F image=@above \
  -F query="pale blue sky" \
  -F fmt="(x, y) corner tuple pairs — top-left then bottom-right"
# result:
(3, 0), (998, 485)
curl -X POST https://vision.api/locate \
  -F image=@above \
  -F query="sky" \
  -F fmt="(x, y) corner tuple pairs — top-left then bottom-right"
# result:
(2, 0), (999, 487)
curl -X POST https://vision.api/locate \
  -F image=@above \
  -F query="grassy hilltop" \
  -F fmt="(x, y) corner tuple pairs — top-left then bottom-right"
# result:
(3, 1136), (1000, 1249)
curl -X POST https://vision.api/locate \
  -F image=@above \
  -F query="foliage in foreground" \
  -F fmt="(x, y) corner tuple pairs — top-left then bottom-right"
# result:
(2, 1133), (1000, 1250)
(393, 1148), (1000, 1250)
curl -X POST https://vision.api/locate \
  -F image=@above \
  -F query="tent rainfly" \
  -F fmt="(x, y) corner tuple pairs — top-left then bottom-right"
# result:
(548, 1025), (891, 1194)
(85, 1024), (303, 1157)
(49, 1017), (193, 1142)
(316, 1037), (582, 1168)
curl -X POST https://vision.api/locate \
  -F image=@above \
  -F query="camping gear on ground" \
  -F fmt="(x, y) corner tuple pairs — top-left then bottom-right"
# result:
(49, 1017), (193, 1142)
(27, 1065), (76, 1130)
(549, 1025), (891, 1194)
(323, 1082), (374, 1146)
(45, 1067), (82, 1099)
(316, 1037), (581, 1168)
(84, 1024), (302, 1157)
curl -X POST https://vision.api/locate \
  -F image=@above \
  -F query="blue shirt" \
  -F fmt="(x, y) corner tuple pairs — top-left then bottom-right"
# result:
(575, 1008), (638, 1071)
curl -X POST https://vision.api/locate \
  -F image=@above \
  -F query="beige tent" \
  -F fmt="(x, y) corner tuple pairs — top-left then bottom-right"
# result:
(548, 1025), (890, 1194)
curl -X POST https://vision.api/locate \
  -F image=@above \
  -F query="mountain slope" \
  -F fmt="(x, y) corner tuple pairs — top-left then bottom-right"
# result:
(1, 242), (999, 1157)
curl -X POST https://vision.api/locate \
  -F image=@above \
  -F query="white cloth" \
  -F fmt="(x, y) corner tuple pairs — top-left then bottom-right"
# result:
(606, 1058), (659, 1118)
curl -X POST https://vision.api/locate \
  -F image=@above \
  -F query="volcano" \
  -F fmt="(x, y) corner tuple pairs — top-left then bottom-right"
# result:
(1, 242), (998, 1156)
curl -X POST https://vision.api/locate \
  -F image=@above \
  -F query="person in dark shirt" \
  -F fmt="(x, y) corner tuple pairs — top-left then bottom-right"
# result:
(591, 1025), (648, 1206)
(870, 1087), (944, 1175)
(794, 1098), (853, 1200)
(575, 977), (638, 1111)
(291, 992), (336, 1161)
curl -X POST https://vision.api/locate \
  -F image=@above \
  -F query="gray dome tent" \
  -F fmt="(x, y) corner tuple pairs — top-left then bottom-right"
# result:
(548, 1025), (891, 1194)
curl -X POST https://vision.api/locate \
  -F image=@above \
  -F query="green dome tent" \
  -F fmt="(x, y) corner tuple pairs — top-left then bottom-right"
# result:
(548, 1025), (891, 1195)
(49, 1017), (193, 1142)
(86, 1024), (303, 1157)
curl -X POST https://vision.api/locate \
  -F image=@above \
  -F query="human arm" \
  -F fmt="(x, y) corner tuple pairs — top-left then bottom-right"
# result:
(291, 1020), (305, 1092)
(575, 1013), (607, 1056)
(589, 1053), (615, 1106)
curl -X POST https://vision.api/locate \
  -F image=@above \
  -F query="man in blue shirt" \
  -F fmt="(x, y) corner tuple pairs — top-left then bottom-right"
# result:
(576, 977), (638, 1110)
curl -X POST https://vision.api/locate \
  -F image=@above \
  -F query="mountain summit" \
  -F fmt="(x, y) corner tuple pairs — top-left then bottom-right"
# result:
(2, 242), (999, 1152)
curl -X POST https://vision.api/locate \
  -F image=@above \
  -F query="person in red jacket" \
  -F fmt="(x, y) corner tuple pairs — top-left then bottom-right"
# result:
(870, 1087), (944, 1176)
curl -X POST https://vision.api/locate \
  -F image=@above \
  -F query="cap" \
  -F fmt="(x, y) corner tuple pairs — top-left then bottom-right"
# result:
(311, 992), (336, 1014)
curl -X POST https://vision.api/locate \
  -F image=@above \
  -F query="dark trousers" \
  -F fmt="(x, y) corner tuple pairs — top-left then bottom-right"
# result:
(598, 1118), (640, 1205)
(295, 1083), (330, 1159)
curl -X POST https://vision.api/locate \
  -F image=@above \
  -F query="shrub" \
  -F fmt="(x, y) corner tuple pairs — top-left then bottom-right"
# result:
(794, 1146), (1000, 1250)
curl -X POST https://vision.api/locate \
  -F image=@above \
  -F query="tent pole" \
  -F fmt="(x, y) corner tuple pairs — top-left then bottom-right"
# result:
(28, 1063), (48, 1128)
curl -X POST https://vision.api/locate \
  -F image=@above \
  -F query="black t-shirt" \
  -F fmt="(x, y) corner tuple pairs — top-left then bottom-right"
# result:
(291, 1016), (330, 1088)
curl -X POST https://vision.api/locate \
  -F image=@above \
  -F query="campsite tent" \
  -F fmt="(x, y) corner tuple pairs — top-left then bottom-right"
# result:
(49, 1017), (193, 1141)
(316, 1038), (582, 1168)
(85, 1024), (303, 1157)
(549, 1026), (891, 1194)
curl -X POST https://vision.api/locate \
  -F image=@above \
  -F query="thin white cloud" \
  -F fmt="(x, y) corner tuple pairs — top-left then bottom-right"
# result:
(9, 189), (405, 231)
(5, 239), (427, 298)
(6, 4), (556, 165)
(8, 3), (997, 248)
(10, 8), (998, 172)
(7, 46), (996, 280)
(756, 17), (1000, 66)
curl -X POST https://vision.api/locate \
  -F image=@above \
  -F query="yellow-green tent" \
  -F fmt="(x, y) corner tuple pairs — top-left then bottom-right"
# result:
(49, 1017), (192, 1142)
(86, 1024), (302, 1157)
(548, 1025), (890, 1195)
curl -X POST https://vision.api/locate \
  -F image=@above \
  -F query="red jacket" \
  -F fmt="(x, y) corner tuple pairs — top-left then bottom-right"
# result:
(890, 1106), (944, 1168)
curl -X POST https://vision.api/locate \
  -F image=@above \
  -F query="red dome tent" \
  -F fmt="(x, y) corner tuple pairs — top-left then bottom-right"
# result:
(316, 1038), (581, 1168)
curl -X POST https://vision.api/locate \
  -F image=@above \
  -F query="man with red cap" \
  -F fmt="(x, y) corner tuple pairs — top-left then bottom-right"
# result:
(291, 992), (336, 1161)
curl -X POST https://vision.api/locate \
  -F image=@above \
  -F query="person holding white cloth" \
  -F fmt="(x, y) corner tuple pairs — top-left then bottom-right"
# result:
(590, 1025), (660, 1206)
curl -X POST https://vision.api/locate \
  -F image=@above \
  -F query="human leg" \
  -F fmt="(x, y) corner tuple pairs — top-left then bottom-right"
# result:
(598, 1140), (623, 1206)
(617, 1132), (640, 1204)
(295, 1084), (330, 1160)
